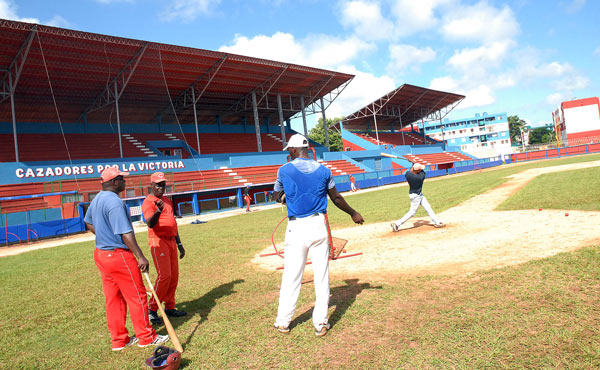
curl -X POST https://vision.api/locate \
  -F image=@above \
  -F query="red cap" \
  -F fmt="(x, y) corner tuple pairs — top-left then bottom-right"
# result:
(151, 172), (167, 184)
(101, 167), (129, 182)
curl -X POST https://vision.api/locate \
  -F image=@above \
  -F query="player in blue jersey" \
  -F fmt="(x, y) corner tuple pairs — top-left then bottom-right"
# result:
(273, 134), (364, 337)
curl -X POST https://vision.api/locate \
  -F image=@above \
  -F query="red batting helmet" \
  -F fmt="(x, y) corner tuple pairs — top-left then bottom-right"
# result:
(145, 346), (181, 370)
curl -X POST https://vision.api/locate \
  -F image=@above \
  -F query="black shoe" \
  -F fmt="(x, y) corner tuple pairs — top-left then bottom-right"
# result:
(165, 309), (187, 317)
(148, 310), (163, 325)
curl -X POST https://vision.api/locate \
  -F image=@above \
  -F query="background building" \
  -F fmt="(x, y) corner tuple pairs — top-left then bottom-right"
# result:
(423, 112), (512, 158)
(553, 97), (600, 146)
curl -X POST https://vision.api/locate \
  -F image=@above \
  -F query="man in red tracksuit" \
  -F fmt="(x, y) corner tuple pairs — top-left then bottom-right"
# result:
(85, 167), (169, 351)
(244, 192), (252, 212)
(142, 172), (187, 324)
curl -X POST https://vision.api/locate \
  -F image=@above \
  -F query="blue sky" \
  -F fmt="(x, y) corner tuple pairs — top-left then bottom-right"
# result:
(3, 0), (599, 131)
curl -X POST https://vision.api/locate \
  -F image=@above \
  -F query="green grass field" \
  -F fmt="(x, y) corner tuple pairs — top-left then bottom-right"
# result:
(1, 154), (600, 369)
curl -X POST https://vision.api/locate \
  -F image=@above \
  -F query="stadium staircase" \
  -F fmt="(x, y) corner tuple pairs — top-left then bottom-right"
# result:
(353, 132), (435, 147)
(404, 152), (472, 166)
(318, 159), (365, 176)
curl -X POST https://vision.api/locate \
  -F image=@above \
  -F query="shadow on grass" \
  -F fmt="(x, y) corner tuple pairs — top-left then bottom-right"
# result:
(289, 278), (382, 330)
(168, 279), (244, 351)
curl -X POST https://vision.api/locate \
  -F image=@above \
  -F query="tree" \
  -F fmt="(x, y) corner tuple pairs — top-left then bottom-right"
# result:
(508, 115), (526, 145)
(308, 117), (344, 151)
(528, 127), (554, 145)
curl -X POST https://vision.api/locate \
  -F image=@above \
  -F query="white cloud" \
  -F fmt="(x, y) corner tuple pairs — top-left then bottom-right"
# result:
(45, 15), (71, 28)
(218, 32), (374, 70)
(447, 40), (514, 73)
(546, 92), (570, 106)
(430, 77), (494, 108)
(326, 65), (396, 118)
(0, 0), (40, 23)
(161, 0), (221, 23)
(441, 1), (519, 43)
(390, 0), (453, 37)
(386, 44), (436, 74)
(218, 31), (395, 125)
(340, 0), (394, 41)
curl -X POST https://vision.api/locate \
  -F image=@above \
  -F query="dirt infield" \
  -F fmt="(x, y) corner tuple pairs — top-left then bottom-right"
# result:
(254, 160), (600, 277)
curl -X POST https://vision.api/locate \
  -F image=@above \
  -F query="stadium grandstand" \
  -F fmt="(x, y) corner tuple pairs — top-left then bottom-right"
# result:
(1, 19), (505, 246)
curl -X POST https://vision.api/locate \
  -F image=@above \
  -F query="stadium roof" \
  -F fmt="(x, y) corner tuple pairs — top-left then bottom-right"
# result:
(0, 19), (353, 126)
(334, 84), (464, 131)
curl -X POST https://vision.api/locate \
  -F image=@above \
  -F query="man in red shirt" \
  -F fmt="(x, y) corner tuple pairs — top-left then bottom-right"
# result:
(142, 172), (187, 324)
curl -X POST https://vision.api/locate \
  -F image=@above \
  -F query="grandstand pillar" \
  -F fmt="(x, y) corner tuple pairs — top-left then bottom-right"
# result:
(320, 97), (330, 150)
(300, 95), (308, 137)
(277, 94), (287, 149)
(216, 115), (222, 133)
(398, 114), (405, 145)
(9, 73), (19, 162)
(242, 117), (247, 133)
(191, 88), (201, 154)
(264, 116), (270, 133)
(251, 91), (263, 152)
(82, 113), (87, 133)
(440, 118), (446, 151)
(114, 81), (123, 158)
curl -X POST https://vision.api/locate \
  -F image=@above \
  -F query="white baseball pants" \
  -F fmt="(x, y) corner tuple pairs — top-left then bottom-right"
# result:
(394, 193), (441, 226)
(274, 213), (330, 331)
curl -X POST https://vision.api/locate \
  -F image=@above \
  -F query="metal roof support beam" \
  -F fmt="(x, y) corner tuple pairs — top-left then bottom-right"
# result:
(114, 80), (123, 158)
(0, 27), (36, 104)
(229, 65), (289, 114)
(300, 95), (308, 137)
(9, 73), (19, 162)
(84, 43), (148, 115)
(166, 55), (228, 117)
(277, 93), (287, 149)
(191, 87), (201, 154)
(251, 91), (263, 152)
(320, 97), (329, 150)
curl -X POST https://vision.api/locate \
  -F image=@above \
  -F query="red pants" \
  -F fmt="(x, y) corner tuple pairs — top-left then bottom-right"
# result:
(94, 248), (156, 348)
(149, 237), (179, 312)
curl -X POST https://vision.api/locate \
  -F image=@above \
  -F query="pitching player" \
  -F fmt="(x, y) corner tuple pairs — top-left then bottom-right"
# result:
(142, 172), (187, 325)
(273, 134), (364, 337)
(390, 162), (444, 232)
(84, 167), (169, 350)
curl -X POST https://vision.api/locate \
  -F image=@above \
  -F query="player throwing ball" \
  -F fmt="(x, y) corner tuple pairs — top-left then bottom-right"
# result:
(391, 162), (444, 232)
(273, 134), (364, 337)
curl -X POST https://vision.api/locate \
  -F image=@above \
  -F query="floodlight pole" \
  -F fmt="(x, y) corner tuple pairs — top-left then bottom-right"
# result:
(300, 95), (308, 137)
(114, 80), (123, 158)
(191, 88), (201, 154)
(320, 97), (329, 150)
(251, 91), (263, 152)
(277, 94), (287, 149)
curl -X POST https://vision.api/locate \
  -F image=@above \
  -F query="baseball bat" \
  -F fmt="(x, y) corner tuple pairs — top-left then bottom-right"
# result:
(380, 152), (400, 159)
(143, 272), (184, 353)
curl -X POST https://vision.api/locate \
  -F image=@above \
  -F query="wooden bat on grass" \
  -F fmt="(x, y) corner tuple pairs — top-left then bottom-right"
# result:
(143, 272), (184, 353)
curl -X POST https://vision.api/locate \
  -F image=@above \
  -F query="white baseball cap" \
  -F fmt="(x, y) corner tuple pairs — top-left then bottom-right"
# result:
(283, 134), (309, 150)
(413, 163), (425, 171)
